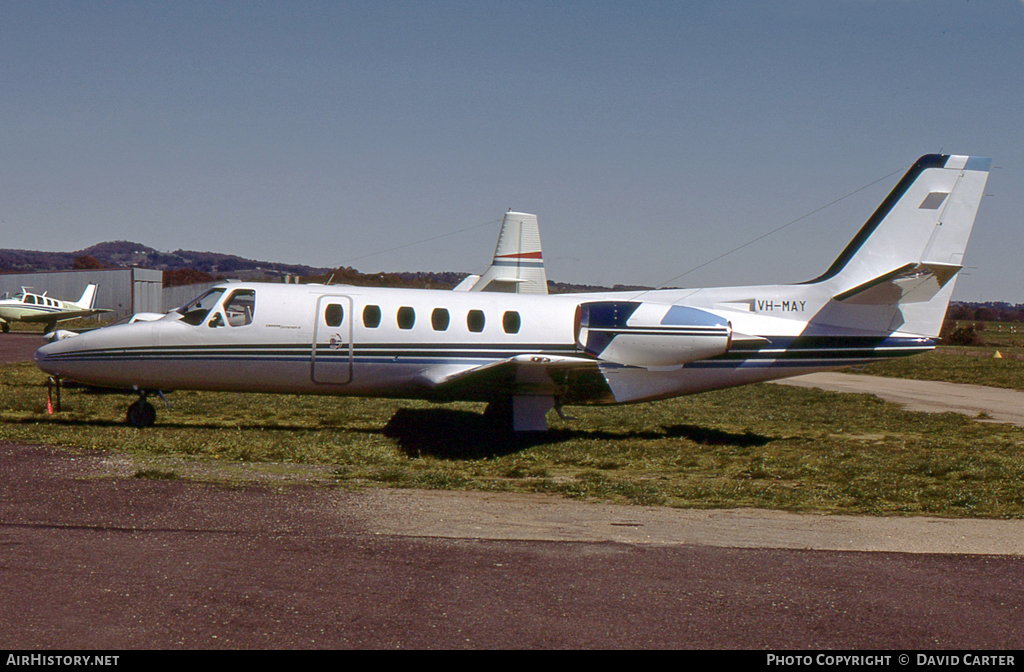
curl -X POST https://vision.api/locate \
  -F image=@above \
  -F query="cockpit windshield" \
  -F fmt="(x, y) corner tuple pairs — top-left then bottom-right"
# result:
(176, 288), (226, 326)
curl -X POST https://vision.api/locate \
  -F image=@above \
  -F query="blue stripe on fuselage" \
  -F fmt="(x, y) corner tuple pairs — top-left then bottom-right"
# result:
(38, 335), (933, 367)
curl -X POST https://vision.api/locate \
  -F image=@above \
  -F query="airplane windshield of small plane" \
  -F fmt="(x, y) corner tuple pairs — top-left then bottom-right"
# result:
(177, 288), (226, 326)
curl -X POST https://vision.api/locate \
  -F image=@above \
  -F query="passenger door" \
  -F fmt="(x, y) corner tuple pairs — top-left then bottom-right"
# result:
(311, 295), (353, 385)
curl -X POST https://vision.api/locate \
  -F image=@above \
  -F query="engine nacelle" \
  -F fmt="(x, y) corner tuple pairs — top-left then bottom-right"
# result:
(575, 301), (732, 368)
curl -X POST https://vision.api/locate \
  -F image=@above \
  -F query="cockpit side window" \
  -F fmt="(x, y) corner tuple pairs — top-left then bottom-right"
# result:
(222, 290), (256, 327)
(177, 288), (226, 326)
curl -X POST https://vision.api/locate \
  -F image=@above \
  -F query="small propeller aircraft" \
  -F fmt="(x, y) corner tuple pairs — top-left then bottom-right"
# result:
(0, 284), (109, 334)
(35, 154), (990, 430)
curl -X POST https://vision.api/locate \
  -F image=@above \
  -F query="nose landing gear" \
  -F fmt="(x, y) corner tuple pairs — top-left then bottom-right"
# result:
(126, 391), (168, 428)
(126, 396), (156, 428)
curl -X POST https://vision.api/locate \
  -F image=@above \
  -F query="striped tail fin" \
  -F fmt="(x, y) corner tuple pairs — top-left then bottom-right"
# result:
(75, 283), (99, 309)
(455, 211), (549, 294)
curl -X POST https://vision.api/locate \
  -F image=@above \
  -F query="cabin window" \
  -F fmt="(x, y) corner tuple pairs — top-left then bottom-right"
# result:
(503, 311), (521, 334)
(26, 295), (36, 305)
(467, 310), (485, 333)
(397, 306), (415, 330)
(224, 290), (256, 327)
(363, 305), (381, 328)
(325, 303), (344, 327)
(431, 308), (450, 331)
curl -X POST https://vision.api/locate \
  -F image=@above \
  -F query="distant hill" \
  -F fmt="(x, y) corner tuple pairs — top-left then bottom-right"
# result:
(0, 241), (328, 278)
(0, 240), (483, 289)
(0, 240), (644, 293)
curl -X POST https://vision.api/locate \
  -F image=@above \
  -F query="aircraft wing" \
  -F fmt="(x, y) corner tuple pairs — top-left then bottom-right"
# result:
(19, 309), (112, 323)
(417, 354), (605, 401)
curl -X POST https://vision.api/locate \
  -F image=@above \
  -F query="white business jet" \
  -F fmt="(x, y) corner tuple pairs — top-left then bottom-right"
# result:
(35, 154), (990, 430)
(0, 284), (109, 334)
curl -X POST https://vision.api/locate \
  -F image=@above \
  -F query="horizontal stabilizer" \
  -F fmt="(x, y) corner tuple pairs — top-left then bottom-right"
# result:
(482, 278), (527, 287)
(832, 263), (961, 305)
(451, 275), (480, 292)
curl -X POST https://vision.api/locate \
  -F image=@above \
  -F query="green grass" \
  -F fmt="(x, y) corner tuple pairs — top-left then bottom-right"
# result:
(4, 361), (1024, 518)
(857, 321), (1024, 390)
(955, 321), (1024, 350)
(4, 316), (109, 333)
(861, 348), (1024, 391)
(860, 321), (1024, 389)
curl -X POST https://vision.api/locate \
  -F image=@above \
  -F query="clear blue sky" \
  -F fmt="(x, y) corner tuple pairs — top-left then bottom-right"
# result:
(2, 1), (1022, 301)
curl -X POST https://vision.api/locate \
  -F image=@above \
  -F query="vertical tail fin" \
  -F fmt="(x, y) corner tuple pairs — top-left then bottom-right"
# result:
(808, 154), (991, 337)
(812, 154), (991, 288)
(76, 283), (99, 309)
(455, 211), (549, 294)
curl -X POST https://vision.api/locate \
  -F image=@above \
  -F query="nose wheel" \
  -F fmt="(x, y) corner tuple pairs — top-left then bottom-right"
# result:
(126, 396), (157, 428)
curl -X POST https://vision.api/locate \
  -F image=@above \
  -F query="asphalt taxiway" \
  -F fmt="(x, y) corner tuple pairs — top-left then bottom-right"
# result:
(0, 333), (45, 364)
(2, 443), (1023, 649)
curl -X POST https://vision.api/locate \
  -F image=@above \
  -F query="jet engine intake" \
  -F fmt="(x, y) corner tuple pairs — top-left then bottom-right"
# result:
(575, 301), (731, 368)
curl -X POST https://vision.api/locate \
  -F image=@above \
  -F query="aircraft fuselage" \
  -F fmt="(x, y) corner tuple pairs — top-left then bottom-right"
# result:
(34, 280), (932, 407)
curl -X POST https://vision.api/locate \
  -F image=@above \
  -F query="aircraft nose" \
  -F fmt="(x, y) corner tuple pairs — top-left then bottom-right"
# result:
(34, 337), (80, 376)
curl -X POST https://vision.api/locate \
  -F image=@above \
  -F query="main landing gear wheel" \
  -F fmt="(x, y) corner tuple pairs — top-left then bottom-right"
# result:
(126, 398), (156, 428)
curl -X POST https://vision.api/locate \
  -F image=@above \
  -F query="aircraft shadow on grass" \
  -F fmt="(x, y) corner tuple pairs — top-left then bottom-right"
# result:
(380, 407), (775, 459)
(21, 404), (774, 460)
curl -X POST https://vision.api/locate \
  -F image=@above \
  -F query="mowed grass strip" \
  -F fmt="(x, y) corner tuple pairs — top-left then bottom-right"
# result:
(2, 361), (1023, 518)
(862, 348), (1024, 391)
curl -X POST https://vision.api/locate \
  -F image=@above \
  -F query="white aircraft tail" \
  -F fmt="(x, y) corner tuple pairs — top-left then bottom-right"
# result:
(807, 154), (991, 337)
(456, 211), (548, 294)
(75, 284), (99, 309)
